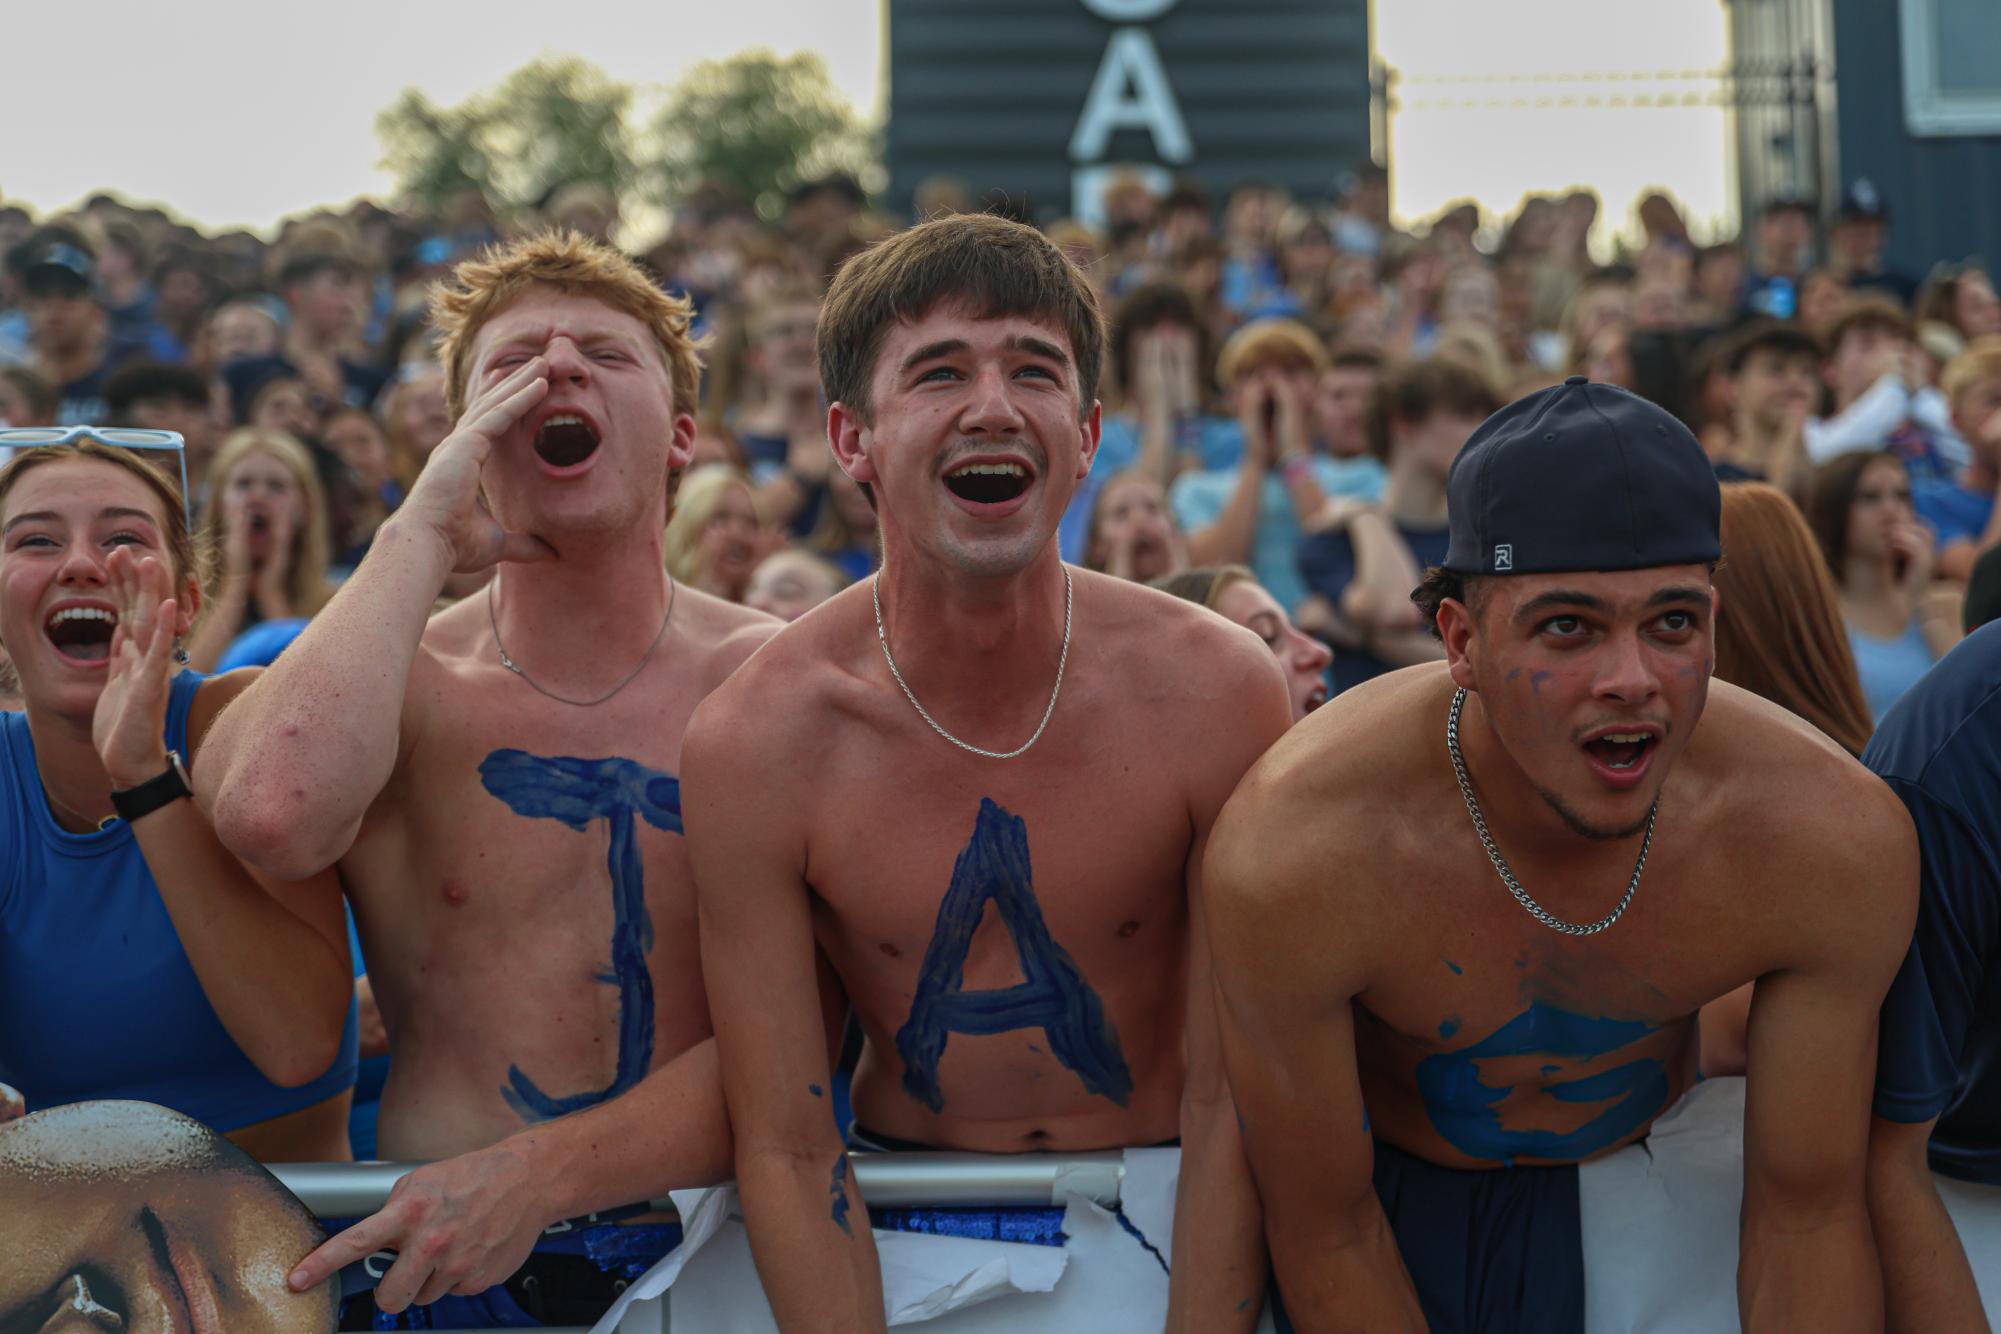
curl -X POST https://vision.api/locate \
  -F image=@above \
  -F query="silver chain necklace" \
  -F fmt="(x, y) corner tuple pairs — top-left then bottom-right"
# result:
(488, 575), (675, 708)
(872, 566), (1071, 760)
(1446, 687), (1657, 937)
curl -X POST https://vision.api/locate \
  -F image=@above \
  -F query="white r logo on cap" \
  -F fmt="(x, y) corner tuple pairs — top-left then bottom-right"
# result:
(1494, 544), (1513, 571)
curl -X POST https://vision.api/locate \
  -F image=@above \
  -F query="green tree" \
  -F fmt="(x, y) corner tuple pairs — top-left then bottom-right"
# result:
(376, 56), (637, 216)
(648, 50), (878, 218)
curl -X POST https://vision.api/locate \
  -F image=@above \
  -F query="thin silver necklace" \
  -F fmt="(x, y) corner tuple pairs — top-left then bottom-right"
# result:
(488, 575), (675, 707)
(872, 566), (1071, 760)
(1446, 687), (1657, 937)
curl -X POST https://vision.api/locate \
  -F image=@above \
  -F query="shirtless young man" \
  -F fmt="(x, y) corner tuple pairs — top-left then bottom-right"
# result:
(197, 233), (776, 1314)
(686, 213), (1292, 1332)
(1205, 378), (1920, 1332)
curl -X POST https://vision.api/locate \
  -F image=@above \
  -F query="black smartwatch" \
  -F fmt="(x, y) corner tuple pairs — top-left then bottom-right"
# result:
(109, 751), (192, 824)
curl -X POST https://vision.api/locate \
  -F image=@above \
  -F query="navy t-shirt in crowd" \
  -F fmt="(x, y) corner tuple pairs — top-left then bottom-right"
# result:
(1867, 619), (2001, 1183)
(1297, 521), (1452, 696)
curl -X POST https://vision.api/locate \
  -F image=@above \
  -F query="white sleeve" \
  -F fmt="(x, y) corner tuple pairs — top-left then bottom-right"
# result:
(1804, 375), (1911, 463)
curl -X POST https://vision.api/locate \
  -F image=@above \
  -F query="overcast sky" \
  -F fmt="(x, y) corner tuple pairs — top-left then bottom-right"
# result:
(4, 0), (884, 233)
(7, 0), (1729, 245)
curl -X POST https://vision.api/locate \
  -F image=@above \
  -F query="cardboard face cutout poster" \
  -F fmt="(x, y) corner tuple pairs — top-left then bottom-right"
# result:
(0, 1098), (338, 1333)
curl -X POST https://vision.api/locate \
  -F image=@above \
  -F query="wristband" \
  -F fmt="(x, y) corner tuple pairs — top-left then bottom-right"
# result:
(109, 751), (192, 824)
(1280, 454), (1315, 485)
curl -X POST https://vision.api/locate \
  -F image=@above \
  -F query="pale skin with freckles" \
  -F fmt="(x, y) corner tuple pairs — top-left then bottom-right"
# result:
(690, 299), (1289, 1333)
(196, 284), (779, 1312)
(1205, 566), (1917, 1332)
(0, 458), (352, 1161)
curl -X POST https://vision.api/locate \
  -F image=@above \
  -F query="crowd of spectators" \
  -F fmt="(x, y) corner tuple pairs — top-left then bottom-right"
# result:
(6, 153), (2001, 1331)
(6, 166), (2001, 1147)
(7, 168), (1999, 729)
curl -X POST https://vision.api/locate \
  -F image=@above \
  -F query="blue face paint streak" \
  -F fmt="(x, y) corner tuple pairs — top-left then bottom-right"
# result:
(830, 1154), (853, 1236)
(479, 749), (682, 1123)
(1445, 959), (1464, 976)
(1413, 1002), (1669, 1162)
(1529, 671), (1554, 696)
(1438, 1018), (1460, 1039)
(894, 798), (1133, 1113)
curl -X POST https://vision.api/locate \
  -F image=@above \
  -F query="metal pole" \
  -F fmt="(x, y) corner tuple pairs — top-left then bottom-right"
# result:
(274, 1150), (1128, 1217)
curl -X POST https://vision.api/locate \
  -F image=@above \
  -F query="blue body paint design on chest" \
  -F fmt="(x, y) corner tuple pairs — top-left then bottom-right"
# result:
(479, 749), (682, 1123)
(894, 798), (1133, 1112)
(1413, 1002), (1669, 1163)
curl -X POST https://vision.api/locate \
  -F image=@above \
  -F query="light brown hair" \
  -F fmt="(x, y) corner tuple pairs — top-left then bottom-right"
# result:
(1940, 334), (2001, 415)
(0, 441), (203, 590)
(1715, 481), (1873, 755)
(817, 213), (1106, 423)
(1823, 293), (1913, 357)
(1151, 564), (1255, 612)
(1215, 318), (1330, 387)
(431, 230), (702, 420)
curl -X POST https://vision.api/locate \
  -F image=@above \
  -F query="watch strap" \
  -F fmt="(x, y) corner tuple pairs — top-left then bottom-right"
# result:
(109, 751), (192, 824)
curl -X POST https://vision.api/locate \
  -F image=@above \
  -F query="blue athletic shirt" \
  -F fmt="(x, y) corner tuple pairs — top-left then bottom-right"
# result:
(0, 670), (358, 1131)
(1866, 621), (2001, 1183)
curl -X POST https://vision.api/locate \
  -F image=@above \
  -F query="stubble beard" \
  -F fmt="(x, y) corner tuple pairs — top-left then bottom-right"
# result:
(1532, 781), (1656, 842)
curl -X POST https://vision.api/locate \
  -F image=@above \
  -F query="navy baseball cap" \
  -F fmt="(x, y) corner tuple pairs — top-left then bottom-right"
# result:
(1840, 178), (1889, 221)
(1442, 376), (1721, 576)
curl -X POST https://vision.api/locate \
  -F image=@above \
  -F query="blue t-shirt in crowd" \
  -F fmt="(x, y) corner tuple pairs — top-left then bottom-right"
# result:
(1848, 620), (1937, 724)
(214, 618), (311, 672)
(1056, 414), (1245, 563)
(1171, 457), (1389, 614)
(1913, 480), (1994, 554)
(1299, 520), (1453, 695)
(1867, 621), (2001, 1183)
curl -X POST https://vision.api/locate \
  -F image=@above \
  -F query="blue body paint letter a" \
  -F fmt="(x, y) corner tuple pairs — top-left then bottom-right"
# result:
(895, 798), (1133, 1112)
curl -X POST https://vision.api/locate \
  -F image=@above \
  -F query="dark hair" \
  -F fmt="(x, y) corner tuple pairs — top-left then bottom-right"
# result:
(817, 212), (1106, 424)
(1822, 293), (1913, 354)
(105, 361), (210, 418)
(1806, 449), (1903, 581)
(1329, 343), (1386, 374)
(1364, 357), (1505, 461)
(1723, 319), (1822, 375)
(1411, 565), (1488, 636)
(1109, 282), (1207, 398)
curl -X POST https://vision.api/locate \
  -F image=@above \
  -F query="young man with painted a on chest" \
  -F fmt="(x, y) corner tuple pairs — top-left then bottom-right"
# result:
(1205, 379), (1920, 1333)
(687, 213), (1291, 1333)
(196, 234), (777, 1312)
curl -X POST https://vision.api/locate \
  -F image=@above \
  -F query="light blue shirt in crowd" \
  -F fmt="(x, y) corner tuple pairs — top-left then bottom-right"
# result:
(1170, 456), (1388, 614)
(1848, 619), (1938, 725)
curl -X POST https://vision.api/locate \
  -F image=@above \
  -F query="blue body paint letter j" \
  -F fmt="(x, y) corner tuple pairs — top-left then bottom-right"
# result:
(895, 798), (1132, 1111)
(480, 749), (682, 1122)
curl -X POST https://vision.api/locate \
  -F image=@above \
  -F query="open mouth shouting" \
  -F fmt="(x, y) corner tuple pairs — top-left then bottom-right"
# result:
(44, 602), (117, 668)
(1580, 726), (1661, 789)
(532, 411), (603, 474)
(941, 458), (1035, 515)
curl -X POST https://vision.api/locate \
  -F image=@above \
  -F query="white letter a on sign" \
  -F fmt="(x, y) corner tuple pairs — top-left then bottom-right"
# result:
(1068, 28), (1193, 164)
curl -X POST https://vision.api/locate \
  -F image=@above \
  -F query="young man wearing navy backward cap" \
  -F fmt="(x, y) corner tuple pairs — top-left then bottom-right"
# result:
(1205, 375), (1920, 1332)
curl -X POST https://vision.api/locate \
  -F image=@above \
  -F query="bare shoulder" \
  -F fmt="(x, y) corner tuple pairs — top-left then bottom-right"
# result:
(1693, 683), (1917, 936)
(668, 582), (784, 691)
(1085, 570), (1273, 695)
(1232, 664), (1448, 832)
(685, 582), (870, 765)
(1208, 665), (1448, 912)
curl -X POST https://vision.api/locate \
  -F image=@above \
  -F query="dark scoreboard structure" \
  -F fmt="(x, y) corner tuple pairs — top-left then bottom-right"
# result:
(886, 0), (1373, 224)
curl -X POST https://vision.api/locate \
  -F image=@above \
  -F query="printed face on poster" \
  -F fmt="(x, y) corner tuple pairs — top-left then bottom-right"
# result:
(0, 1100), (338, 1333)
